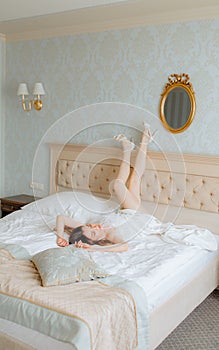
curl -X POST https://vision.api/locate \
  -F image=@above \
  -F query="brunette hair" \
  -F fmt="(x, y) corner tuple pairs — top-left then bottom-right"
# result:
(69, 225), (114, 246)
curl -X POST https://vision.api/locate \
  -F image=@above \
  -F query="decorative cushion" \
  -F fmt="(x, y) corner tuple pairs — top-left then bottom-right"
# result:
(32, 246), (109, 287)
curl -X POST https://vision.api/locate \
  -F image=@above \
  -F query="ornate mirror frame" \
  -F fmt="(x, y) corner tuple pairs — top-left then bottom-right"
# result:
(160, 74), (196, 133)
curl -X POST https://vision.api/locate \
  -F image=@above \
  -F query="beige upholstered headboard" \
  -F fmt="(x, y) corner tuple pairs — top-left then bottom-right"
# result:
(49, 143), (219, 234)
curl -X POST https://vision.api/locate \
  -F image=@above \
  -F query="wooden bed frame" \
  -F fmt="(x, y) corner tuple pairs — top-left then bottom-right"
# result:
(49, 142), (219, 349)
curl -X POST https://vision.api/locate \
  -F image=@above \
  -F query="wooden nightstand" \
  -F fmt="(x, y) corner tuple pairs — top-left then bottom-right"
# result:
(0, 194), (37, 217)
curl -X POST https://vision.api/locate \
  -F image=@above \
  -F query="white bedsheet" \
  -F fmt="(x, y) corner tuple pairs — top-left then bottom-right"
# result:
(0, 208), (218, 312)
(0, 210), (58, 255)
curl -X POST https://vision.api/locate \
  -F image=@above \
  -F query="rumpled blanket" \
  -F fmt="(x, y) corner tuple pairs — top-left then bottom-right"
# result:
(0, 245), (148, 350)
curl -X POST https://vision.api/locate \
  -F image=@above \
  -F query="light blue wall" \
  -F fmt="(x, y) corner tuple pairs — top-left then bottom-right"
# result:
(4, 18), (219, 196)
(0, 35), (5, 197)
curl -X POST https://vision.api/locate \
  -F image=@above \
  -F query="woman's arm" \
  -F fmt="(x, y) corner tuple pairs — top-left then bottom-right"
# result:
(75, 240), (128, 252)
(55, 215), (82, 247)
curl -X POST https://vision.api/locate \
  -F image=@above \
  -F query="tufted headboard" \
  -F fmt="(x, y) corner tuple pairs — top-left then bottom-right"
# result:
(49, 143), (219, 234)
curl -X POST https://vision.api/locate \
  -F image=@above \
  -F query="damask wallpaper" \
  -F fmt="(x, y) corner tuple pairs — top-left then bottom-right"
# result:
(3, 18), (219, 196)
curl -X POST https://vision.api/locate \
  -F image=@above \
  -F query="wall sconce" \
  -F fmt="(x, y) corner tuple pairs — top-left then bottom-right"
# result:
(17, 83), (45, 111)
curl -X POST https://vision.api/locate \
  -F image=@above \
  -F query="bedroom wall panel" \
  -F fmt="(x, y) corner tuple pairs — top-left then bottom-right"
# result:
(4, 18), (219, 196)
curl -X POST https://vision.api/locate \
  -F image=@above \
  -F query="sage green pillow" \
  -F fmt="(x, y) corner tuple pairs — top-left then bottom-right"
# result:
(32, 246), (108, 287)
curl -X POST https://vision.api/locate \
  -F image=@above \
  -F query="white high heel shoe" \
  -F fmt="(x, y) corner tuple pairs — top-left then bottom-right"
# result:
(114, 134), (135, 151)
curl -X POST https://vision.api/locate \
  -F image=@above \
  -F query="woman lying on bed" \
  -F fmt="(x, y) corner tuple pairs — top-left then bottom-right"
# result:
(55, 122), (153, 252)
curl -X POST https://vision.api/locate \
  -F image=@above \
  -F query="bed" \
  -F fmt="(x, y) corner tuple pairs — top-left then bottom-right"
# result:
(0, 142), (219, 350)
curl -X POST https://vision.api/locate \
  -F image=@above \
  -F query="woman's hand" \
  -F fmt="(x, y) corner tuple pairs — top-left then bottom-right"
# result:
(74, 240), (93, 250)
(57, 236), (69, 247)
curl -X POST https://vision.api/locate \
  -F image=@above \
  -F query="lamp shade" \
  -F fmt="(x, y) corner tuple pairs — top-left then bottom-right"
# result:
(33, 83), (45, 96)
(17, 83), (29, 96)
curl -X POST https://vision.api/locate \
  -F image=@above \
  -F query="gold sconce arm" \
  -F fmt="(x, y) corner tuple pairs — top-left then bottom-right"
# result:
(21, 95), (32, 112)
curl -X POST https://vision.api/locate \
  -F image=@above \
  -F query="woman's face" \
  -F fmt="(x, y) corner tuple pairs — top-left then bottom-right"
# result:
(82, 224), (105, 242)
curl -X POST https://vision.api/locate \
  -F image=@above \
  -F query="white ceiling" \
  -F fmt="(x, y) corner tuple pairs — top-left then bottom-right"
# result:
(0, 0), (219, 41)
(0, 0), (130, 21)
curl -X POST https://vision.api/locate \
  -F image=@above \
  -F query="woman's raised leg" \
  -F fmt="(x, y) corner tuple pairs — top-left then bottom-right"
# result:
(113, 134), (141, 210)
(127, 123), (151, 204)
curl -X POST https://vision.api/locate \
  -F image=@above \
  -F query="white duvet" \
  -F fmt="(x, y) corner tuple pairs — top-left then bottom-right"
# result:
(0, 193), (218, 310)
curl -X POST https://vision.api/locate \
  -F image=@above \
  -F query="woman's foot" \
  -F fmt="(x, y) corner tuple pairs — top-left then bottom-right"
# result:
(142, 122), (158, 144)
(142, 122), (152, 143)
(114, 134), (135, 151)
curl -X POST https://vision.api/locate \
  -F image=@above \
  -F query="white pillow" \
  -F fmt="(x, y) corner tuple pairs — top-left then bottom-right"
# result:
(22, 191), (119, 219)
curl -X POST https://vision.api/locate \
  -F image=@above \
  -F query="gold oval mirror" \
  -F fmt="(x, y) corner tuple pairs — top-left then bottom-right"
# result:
(160, 74), (196, 133)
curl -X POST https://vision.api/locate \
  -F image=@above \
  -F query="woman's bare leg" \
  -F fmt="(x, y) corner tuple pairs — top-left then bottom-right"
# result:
(128, 123), (151, 203)
(113, 135), (141, 210)
(114, 135), (133, 182)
